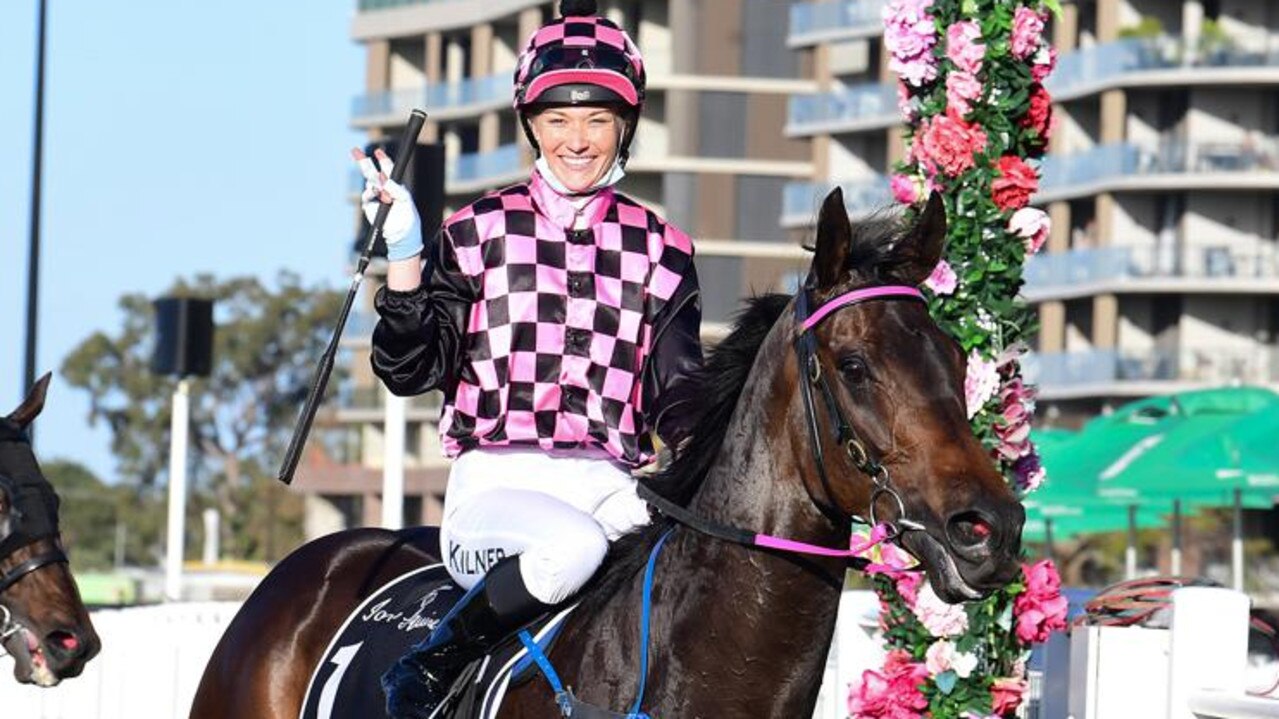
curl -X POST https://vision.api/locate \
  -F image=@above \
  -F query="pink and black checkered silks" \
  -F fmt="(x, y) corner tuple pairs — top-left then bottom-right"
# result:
(373, 171), (697, 468)
(513, 12), (646, 108)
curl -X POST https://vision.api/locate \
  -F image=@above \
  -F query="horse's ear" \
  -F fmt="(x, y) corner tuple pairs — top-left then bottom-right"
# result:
(890, 191), (948, 286)
(9, 372), (51, 429)
(810, 188), (852, 290)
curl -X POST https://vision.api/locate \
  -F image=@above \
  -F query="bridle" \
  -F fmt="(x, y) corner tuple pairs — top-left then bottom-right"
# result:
(0, 424), (69, 646)
(637, 283), (930, 564)
(793, 284), (927, 541)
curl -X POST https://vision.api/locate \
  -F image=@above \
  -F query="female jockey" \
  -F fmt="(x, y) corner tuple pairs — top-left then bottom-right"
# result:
(357, 1), (702, 715)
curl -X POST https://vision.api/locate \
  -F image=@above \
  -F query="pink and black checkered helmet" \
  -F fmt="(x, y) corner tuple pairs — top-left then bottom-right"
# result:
(514, 1), (646, 162)
(514, 0), (646, 111)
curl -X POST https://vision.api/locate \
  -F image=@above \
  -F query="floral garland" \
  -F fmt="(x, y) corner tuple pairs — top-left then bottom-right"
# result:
(848, 1), (1068, 717)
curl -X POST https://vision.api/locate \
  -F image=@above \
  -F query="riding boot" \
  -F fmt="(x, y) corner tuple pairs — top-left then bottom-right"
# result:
(382, 556), (552, 719)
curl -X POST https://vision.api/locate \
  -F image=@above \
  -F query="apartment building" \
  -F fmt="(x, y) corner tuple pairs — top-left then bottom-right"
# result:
(784, 0), (1279, 426)
(294, 0), (815, 536)
(297, 0), (1279, 535)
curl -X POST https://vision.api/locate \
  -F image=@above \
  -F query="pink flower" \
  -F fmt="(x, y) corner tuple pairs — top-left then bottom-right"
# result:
(946, 21), (986, 74)
(992, 155), (1038, 210)
(1011, 7), (1046, 60)
(895, 571), (924, 608)
(853, 524), (920, 578)
(890, 173), (922, 204)
(896, 82), (918, 122)
(925, 639), (979, 678)
(946, 70), (983, 117)
(918, 113), (988, 177)
(849, 650), (930, 719)
(965, 351), (999, 419)
(1009, 207), (1050, 254)
(991, 677), (1028, 715)
(994, 377), (1036, 460)
(1031, 45), (1058, 83)
(924, 259), (957, 295)
(913, 582), (970, 637)
(883, 0), (939, 87)
(1013, 560), (1069, 643)
(1014, 450), (1047, 493)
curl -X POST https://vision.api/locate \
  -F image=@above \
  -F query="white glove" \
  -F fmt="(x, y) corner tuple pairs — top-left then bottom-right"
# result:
(355, 148), (423, 262)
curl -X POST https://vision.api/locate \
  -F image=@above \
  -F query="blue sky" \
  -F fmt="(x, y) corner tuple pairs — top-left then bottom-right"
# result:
(1, 1), (365, 482)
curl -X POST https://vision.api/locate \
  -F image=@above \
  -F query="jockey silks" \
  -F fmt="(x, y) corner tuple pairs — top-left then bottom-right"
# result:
(372, 168), (701, 467)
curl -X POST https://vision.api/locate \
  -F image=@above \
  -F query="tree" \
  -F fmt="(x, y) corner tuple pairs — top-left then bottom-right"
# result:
(61, 271), (345, 562)
(42, 459), (165, 571)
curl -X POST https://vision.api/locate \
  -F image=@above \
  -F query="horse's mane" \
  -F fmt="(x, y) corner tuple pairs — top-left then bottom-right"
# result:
(578, 293), (792, 613)
(576, 211), (907, 613)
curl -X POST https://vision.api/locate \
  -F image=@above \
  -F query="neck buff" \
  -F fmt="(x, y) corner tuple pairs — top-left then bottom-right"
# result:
(535, 154), (627, 197)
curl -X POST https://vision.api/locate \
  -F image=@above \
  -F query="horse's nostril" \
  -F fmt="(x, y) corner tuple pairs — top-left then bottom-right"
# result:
(47, 630), (80, 656)
(947, 510), (997, 550)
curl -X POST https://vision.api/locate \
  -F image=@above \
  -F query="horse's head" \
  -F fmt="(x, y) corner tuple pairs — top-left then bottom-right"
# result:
(0, 374), (100, 685)
(790, 189), (1024, 602)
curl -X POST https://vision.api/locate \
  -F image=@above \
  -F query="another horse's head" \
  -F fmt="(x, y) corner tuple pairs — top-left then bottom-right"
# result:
(0, 374), (99, 685)
(789, 189), (1024, 602)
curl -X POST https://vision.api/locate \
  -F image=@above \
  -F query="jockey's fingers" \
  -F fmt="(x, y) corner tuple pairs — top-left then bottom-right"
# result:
(373, 148), (396, 177)
(357, 155), (381, 186)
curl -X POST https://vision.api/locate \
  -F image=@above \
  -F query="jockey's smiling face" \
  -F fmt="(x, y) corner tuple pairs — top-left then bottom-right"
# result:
(530, 105), (623, 193)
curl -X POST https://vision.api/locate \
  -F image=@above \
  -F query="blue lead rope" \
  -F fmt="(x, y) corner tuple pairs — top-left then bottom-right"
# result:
(518, 526), (676, 719)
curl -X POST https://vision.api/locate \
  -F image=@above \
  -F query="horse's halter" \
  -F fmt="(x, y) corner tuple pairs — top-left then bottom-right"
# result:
(793, 285), (928, 540)
(0, 424), (68, 597)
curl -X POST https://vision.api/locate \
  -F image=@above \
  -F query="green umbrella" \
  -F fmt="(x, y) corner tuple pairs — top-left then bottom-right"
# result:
(1093, 387), (1279, 508)
(1068, 387), (1279, 584)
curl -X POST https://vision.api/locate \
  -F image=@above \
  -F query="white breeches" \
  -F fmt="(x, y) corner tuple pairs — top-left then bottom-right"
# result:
(439, 447), (652, 604)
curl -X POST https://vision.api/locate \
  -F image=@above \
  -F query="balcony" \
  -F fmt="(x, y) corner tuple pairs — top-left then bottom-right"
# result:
(351, 73), (507, 127)
(1049, 37), (1279, 101)
(352, 0), (546, 39)
(451, 143), (524, 192)
(787, 0), (883, 48)
(1024, 244), (1279, 301)
(1038, 140), (1279, 201)
(781, 176), (892, 227)
(786, 82), (898, 137)
(333, 385), (442, 421)
(1027, 347), (1279, 399)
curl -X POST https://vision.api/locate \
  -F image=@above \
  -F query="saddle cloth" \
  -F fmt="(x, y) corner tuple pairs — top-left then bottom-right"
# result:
(298, 562), (576, 719)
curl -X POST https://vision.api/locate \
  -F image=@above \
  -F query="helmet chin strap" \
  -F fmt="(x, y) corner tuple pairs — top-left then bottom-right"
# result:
(535, 154), (627, 197)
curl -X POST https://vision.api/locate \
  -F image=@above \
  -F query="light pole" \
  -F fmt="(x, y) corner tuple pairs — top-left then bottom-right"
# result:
(23, 0), (48, 400)
(151, 297), (214, 602)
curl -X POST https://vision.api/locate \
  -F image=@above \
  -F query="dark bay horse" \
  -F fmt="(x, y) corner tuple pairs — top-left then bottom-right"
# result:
(0, 373), (100, 685)
(192, 189), (1024, 718)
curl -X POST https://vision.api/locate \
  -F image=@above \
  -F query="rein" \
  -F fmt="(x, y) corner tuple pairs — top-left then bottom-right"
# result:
(639, 284), (927, 564)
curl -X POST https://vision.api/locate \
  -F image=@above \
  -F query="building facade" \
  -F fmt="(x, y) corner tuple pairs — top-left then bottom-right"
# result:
(785, 0), (1279, 426)
(298, 0), (1279, 535)
(297, 0), (817, 537)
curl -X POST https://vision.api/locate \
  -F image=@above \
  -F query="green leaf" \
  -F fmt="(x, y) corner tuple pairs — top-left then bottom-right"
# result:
(936, 670), (959, 695)
(1043, 0), (1064, 19)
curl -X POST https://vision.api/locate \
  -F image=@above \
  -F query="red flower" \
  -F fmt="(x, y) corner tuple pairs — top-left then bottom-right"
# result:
(991, 677), (1028, 715)
(991, 155), (1038, 210)
(917, 112), (988, 177)
(1021, 84), (1053, 143)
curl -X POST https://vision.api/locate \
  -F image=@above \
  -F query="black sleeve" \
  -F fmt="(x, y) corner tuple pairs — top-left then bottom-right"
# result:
(644, 265), (704, 448)
(370, 228), (474, 397)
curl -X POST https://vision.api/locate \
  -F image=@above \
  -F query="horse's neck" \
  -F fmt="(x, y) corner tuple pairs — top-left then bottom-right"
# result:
(652, 320), (849, 713)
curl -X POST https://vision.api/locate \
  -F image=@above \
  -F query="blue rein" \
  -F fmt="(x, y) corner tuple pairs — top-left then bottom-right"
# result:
(518, 526), (676, 718)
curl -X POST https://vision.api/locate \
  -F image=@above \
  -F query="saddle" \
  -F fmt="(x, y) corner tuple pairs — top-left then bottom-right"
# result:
(298, 561), (576, 719)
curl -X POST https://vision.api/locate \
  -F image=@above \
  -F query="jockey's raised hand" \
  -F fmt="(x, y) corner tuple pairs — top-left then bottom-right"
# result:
(353, 147), (422, 262)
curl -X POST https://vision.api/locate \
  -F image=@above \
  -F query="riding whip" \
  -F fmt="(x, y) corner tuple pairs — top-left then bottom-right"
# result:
(278, 108), (428, 485)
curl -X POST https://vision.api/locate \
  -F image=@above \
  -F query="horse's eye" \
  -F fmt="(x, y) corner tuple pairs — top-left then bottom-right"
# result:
(840, 356), (870, 385)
